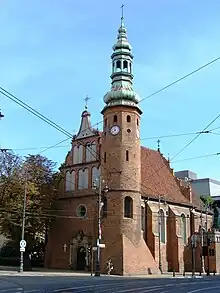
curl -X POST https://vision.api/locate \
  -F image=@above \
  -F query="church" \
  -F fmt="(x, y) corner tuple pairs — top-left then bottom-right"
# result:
(44, 14), (219, 275)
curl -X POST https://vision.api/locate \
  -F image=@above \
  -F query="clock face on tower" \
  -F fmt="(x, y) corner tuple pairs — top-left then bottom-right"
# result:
(110, 125), (120, 136)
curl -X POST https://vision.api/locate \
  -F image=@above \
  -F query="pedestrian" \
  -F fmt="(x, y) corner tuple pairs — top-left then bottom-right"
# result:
(107, 258), (113, 275)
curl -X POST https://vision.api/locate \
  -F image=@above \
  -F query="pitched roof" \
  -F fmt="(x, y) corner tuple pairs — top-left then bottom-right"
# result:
(141, 146), (202, 208)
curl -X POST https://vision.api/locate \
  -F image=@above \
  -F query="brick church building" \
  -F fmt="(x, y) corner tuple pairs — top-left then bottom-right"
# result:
(44, 15), (219, 275)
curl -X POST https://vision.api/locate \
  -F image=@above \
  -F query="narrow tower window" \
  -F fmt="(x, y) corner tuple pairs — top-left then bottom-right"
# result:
(113, 115), (117, 123)
(104, 152), (106, 163)
(127, 115), (131, 122)
(126, 150), (129, 161)
(124, 196), (133, 218)
(116, 60), (121, 69)
(129, 63), (132, 73)
(123, 60), (128, 70)
(104, 118), (107, 127)
(137, 118), (139, 126)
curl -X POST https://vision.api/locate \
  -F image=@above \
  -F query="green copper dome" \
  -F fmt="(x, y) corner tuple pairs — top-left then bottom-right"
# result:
(103, 15), (140, 109)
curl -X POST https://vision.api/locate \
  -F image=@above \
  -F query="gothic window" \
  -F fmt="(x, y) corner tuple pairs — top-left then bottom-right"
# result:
(126, 150), (129, 161)
(124, 196), (133, 218)
(181, 213), (187, 244)
(73, 145), (83, 164)
(104, 152), (106, 163)
(102, 196), (107, 218)
(65, 171), (75, 191)
(127, 115), (131, 122)
(141, 206), (145, 231)
(78, 168), (88, 190)
(123, 60), (128, 71)
(113, 115), (117, 123)
(92, 166), (100, 185)
(158, 209), (165, 243)
(116, 60), (121, 70)
(86, 142), (96, 162)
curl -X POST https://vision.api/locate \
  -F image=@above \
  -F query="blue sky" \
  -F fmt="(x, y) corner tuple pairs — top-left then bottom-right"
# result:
(0, 0), (220, 180)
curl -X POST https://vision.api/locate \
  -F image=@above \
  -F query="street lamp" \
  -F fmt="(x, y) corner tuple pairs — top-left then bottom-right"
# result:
(92, 176), (108, 277)
(19, 169), (28, 273)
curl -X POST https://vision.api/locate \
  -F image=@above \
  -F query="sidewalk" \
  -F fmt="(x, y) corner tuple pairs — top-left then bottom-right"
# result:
(0, 267), (215, 278)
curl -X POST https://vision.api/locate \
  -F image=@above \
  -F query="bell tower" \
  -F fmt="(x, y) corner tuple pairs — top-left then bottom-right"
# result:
(100, 8), (159, 276)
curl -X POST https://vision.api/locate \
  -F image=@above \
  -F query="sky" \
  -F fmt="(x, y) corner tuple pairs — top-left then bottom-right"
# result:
(0, 0), (220, 180)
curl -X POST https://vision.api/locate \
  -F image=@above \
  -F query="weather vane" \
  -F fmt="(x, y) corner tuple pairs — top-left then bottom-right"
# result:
(84, 95), (91, 110)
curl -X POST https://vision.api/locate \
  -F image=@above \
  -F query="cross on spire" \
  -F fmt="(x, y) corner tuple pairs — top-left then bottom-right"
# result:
(84, 95), (91, 110)
(121, 4), (124, 26)
(157, 139), (161, 152)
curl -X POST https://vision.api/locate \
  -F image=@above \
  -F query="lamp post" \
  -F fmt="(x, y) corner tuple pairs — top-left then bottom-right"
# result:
(19, 169), (27, 273)
(200, 207), (205, 274)
(92, 176), (108, 277)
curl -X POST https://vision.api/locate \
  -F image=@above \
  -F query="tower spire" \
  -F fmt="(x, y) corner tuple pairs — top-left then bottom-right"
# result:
(102, 6), (141, 114)
(121, 4), (124, 27)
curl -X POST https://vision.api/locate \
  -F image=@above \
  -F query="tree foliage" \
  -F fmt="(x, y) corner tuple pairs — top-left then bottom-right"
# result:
(200, 195), (214, 208)
(0, 150), (62, 252)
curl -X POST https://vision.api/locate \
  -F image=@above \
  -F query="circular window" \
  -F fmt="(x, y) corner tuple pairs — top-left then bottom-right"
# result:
(127, 129), (131, 133)
(76, 205), (87, 218)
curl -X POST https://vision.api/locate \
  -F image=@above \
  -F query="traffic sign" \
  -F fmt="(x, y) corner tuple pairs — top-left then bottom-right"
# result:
(20, 240), (26, 248)
(92, 247), (97, 251)
(99, 243), (106, 248)
(20, 247), (25, 252)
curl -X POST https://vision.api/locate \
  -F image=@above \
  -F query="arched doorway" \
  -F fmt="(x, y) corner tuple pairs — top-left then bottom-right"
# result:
(76, 246), (86, 270)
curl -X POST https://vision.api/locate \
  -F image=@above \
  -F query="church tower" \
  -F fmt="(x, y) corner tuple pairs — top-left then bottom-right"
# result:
(101, 9), (159, 275)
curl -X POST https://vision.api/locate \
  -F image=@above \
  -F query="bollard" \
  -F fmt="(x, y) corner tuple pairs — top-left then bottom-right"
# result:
(173, 270), (175, 277)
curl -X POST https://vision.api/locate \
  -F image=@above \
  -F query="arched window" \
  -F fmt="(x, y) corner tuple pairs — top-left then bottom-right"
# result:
(86, 142), (96, 162)
(113, 115), (117, 123)
(141, 206), (145, 231)
(104, 152), (106, 163)
(158, 209), (165, 243)
(127, 115), (131, 122)
(65, 171), (75, 191)
(137, 118), (139, 126)
(123, 60), (128, 70)
(129, 63), (132, 73)
(92, 166), (100, 185)
(116, 60), (121, 70)
(181, 213), (187, 244)
(124, 196), (133, 218)
(78, 168), (88, 190)
(102, 196), (107, 218)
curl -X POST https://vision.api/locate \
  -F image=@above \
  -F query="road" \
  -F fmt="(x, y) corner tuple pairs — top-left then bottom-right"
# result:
(0, 275), (220, 293)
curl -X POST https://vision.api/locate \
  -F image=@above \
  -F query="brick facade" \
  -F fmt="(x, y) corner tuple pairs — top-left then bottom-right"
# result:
(44, 18), (218, 276)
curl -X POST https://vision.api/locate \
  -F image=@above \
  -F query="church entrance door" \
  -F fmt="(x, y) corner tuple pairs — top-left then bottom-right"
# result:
(76, 246), (86, 270)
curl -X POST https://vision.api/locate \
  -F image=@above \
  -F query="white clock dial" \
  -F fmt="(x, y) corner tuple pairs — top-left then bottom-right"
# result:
(110, 125), (120, 136)
(136, 128), (140, 139)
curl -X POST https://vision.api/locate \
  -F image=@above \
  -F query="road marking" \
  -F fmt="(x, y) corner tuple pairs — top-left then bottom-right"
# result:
(0, 289), (22, 293)
(187, 286), (220, 293)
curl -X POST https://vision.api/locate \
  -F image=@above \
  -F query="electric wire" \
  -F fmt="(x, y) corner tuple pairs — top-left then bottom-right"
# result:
(139, 56), (220, 103)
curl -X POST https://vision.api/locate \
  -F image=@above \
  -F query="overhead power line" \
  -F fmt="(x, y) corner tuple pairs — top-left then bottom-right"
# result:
(139, 56), (220, 103)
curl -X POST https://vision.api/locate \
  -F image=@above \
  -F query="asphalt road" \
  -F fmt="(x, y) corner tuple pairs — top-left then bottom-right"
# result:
(1, 275), (220, 293)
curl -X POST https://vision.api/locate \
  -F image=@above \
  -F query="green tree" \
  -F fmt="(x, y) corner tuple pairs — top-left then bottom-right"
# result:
(0, 151), (62, 253)
(200, 195), (214, 208)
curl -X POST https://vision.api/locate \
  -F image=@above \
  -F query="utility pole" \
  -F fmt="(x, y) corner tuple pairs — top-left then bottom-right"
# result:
(92, 176), (108, 277)
(19, 170), (27, 273)
(200, 207), (205, 274)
